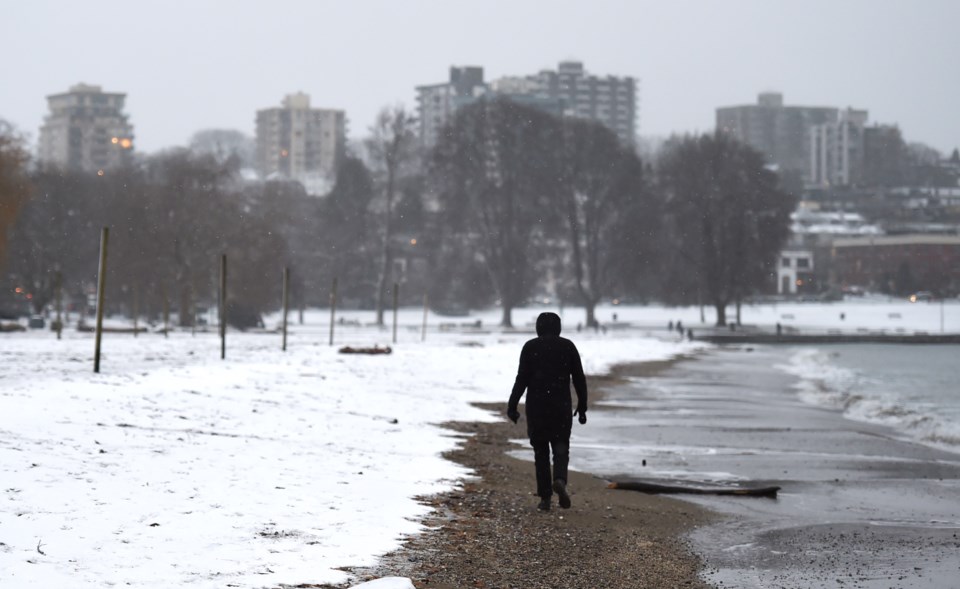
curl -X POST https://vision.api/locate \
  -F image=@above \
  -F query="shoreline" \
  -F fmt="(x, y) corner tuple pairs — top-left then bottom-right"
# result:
(337, 363), (715, 589)
(613, 344), (960, 588)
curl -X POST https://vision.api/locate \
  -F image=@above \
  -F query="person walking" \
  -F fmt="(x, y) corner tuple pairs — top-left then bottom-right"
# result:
(507, 312), (588, 511)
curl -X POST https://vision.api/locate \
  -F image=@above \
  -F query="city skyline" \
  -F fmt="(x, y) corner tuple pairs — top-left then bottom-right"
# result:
(5, 0), (959, 155)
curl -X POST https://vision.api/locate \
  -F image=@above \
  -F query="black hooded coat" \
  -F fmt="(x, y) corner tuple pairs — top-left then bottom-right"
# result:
(508, 313), (588, 442)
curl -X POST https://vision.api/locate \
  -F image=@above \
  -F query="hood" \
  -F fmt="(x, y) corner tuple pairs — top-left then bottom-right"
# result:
(536, 312), (562, 337)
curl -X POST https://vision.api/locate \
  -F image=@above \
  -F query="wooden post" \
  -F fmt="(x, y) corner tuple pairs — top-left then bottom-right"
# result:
(55, 271), (63, 340)
(392, 282), (399, 345)
(421, 293), (428, 342)
(133, 284), (139, 338)
(93, 227), (109, 373)
(190, 285), (196, 337)
(219, 254), (227, 360)
(162, 284), (170, 338)
(329, 277), (338, 346)
(282, 267), (290, 351)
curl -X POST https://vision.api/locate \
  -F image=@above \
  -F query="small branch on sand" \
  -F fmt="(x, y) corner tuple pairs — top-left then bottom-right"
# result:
(36, 540), (45, 555)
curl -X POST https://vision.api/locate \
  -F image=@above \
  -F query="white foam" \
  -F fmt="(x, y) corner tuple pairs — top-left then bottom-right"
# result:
(779, 348), (960, 454)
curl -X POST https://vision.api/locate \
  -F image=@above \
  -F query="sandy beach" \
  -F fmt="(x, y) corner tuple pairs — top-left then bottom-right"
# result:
(337, 344), (960, 589)
(337, 371), (714, 589)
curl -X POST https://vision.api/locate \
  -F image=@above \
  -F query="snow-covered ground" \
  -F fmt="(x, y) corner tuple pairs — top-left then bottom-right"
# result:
(1, 306), (705, 589)
(2, 299), (955, 588)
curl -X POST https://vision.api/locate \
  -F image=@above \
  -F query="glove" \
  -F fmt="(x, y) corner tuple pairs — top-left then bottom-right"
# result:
(507, 408), (520, 424)
(574, 407), (587, 425)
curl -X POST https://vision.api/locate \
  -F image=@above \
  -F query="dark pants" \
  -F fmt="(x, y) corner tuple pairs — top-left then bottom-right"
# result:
(531, 438), (569, 499)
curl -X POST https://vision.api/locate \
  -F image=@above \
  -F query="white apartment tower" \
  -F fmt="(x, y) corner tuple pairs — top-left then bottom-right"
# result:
(809, 108), (868, 187)
(255, 93), (346, 185)
(415, 62), (638, 149)
(526, 61), (638, 147)
(415, 67), (486, 149)
(38, 83), (135, 173)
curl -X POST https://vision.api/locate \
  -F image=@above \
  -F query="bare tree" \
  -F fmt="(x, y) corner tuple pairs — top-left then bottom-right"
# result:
(366, 106), (418, 326)
(430, 98), (561, 328)
(559, 118), (646, 328)
(659, 133), (795, 326)
(0, 120), (31, 273)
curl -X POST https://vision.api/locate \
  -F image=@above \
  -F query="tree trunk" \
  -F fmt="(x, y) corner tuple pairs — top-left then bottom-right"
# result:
(715, 302), (727, 327)
(178, 284), (192, 327)
(698, 284), (705, 323)
(500, 304), (513, 328)
(736, 296), (742, 325)
(585, 302), (597, 330)
(374, 172), (395, 327)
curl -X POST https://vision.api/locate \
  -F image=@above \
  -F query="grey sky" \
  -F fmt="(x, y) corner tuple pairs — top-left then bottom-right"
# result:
(5, 0), (959, 154)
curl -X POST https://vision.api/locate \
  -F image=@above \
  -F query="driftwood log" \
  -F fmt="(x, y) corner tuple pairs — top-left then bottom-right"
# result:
(338, 345), (392, 355)
(76, 324), (149, 334)
(608, 480), (780, 498)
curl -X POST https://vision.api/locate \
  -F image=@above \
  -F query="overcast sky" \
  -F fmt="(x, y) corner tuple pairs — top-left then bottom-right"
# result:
(5, 0), (959, 154)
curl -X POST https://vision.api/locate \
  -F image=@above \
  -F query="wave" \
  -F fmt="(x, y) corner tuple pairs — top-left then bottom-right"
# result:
(778, 348), (960, 453)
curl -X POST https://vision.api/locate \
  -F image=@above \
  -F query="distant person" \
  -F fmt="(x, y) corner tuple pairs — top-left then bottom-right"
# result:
(668, 320), (674, 331)
(676, 320), (683, 334)
(507, 312), (588, 511)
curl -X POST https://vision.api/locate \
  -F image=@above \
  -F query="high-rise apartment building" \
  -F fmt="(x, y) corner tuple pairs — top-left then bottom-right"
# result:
(415, 61), (638, 149)
(523, 61), (638, 147)
(415, 67), (486, 148)
(37, 83), (135, 173)
(717, 93), (839, 184)
(255, 93), (346, 186)
(809, 108), (868, 187)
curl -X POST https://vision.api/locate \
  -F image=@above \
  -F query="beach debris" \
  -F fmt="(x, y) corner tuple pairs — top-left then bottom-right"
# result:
(607, 479), (780, 498)
(338, 345), (392, 355)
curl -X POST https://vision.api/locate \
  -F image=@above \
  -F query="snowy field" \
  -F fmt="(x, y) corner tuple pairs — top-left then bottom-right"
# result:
(1, 299), (956, 588)
(0, 305), (706, 588)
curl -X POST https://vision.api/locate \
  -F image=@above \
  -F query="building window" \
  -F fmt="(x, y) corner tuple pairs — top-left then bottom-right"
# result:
(781, 257), (791, 268)
(797, 258), (810, 269)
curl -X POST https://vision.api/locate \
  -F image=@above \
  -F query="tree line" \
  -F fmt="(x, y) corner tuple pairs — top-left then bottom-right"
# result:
(0, 99), (796, 328)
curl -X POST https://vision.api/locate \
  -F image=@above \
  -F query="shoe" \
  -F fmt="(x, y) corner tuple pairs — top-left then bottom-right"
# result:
(553, 479), (571, 509)
(537, 498), (551, 511)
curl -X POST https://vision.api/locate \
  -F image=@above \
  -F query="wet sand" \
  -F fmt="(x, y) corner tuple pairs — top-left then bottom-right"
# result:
(319, 346), (960, 588)
(575, 346), (960, 588)
(336, 368), (714, 589)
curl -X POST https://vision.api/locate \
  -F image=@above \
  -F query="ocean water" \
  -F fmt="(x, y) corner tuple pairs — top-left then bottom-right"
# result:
(779, 344), (960, 453)
(542, 345), (960, 588)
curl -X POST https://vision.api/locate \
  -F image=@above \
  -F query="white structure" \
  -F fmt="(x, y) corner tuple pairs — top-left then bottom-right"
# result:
(809, 108), (868, 187)
(777, 249), (815, 294)
(37, 83), (135, 173)
(255, 93), (346, 189)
